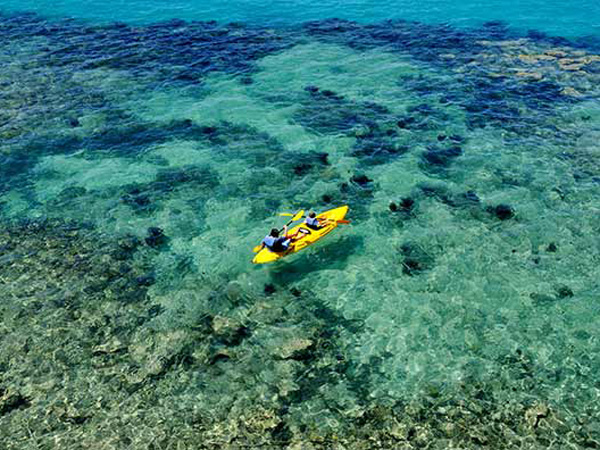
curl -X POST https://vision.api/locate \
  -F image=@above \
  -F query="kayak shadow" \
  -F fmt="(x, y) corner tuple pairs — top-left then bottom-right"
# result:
(268, 234), (363, 285)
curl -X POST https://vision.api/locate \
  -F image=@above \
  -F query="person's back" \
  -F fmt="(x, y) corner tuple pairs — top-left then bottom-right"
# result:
(305, 211), (322, 230)
(262, 228), (291, 252)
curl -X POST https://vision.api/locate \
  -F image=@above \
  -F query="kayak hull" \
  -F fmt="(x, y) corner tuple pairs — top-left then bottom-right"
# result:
(252, 206), (349, 264)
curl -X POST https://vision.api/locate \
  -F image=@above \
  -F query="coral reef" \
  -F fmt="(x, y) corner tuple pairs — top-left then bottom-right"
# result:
(1, 11), (599, 449)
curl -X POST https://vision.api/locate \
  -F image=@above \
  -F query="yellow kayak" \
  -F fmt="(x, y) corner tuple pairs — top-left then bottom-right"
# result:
(252, 206), (349, 264)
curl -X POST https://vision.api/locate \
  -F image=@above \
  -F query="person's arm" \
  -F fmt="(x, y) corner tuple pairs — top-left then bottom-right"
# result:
(283, 225), (299, 241)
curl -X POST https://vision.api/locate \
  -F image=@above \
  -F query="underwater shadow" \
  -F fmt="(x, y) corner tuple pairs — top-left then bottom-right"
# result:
(267, 234), (363, 286)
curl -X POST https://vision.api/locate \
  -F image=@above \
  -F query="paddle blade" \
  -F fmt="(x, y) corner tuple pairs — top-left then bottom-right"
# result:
(292, 210), (305, 222)
(337, 219), (351, 224)
(279, 213), (294, 217)
(253, 244), (263, 253)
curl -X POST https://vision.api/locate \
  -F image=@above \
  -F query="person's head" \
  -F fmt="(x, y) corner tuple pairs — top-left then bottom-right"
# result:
(308, 211), (316, 218)
(270, 228), (280, 237)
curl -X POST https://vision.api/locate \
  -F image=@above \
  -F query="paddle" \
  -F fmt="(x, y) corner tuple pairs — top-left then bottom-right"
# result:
(279, 212), (351, 225)
(253, 210), (305, 253)
(280, 209), (305, 232)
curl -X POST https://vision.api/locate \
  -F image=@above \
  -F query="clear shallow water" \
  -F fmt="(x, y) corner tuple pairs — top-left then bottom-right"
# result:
(1, 4), (600, 450)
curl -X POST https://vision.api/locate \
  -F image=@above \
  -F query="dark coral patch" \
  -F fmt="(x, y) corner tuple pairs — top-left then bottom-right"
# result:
(351, 130), (409, 165)
(264, 283), (277, 296)
(155, 165), (219, 189)
(303, 18), (586, 135)
(487, 203), (515, 220)
(389, 197), (416, 216)
(145, 227), (168, 248)
(556, 285), (574, 298)
(294, 87), (391, 135)
(421, 145), (463, 171)
(280, 151), (330, 177)
(399, 241), (435, 276)
(120, 165), (219, 215)
(350, 174), (373, 187)
(0, 390), (31, 416)
(23, 16), (298, 83)
(454, 190), (481, 208)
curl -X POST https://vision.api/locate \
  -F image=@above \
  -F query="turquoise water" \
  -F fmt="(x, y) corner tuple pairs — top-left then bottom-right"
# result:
(2, 0), (600, 36)
(1, 1), (600, 448)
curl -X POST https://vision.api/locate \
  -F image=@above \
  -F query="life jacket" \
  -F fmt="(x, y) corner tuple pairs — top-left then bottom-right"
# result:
(263, 235), (277, 248)
(306, 216), (319, 226)
(263, 235), (289, 252)
(306, 216), (320, 229)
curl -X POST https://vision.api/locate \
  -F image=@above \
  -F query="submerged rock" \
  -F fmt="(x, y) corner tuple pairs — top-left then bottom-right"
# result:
(225, 281), (244, 302)
(399, 242), (435, 275)
(398, 197), (415, 211)
(67, 117), (80, 128)
(525, 404), (550, 428)
(276, 338), (314, 360)
(282, 151), (330, 177)
(421, 145), (463, 169)
(351, 132), (409, 165)
(212, 316), (252, 347)
(396, 116), (416, 129)
(530, 292), (557, 305)
(145, 227), (168, 248)
(417, 182), (455, 206)
(389, 197), (416, 219)
(556, 285), (574, 298)
(92, 337), (126, 356)
(0, 389), (30, 416)
(135, 273), (156, 287)
(451, 190), (481, 209)
(58, 186), (87, 201)
(264, 283), (277, 295)
(350, 174), (373, 186)
(488, 203), (515, 220)
(118, 235), (142, 252)
(294, 87), (391, 135)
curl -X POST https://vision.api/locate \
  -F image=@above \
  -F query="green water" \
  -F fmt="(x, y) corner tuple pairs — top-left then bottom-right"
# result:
(1, 9), (600, 449)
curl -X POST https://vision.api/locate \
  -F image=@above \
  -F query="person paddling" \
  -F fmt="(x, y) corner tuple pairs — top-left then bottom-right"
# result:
(304, 211), (324, 230)
(254, 210), (305, 254)
(261, 227), (293, 252)
(252, 206), (350, 264)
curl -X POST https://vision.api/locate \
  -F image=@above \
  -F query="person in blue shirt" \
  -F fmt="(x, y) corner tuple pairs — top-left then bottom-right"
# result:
(261, 227), (293, 252)
(304, 211), (323, 230)
(261, 211), (324, 253)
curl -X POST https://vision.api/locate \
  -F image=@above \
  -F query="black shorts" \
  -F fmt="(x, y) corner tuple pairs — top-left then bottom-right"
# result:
(269, 239), (291, 252)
